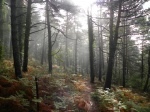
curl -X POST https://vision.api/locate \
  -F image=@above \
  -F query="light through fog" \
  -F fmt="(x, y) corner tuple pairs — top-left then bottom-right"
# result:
(37, 0), (98, 26)
(71, 0), (97, 9)
(38, 0), (150, 29)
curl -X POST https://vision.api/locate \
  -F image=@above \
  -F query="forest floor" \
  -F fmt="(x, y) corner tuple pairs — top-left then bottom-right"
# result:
(0, 60), (150, 112)
(38, 73), (100, 112)
(37, 73), (150, 112)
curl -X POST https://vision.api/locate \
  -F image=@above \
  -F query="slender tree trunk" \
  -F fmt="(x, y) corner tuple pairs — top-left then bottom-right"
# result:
(122, 11), (126, 87)
(104, 0), (122, 89)
(74, 24), (78, 74)
(41, 21), (46, 65)
(98, 28), (102, 81)
(119, 55), (121, 84)
(114, 52), (118, 79)
(23, 0), (32, 72)
(143, 49), (150, 92)
(75, 38), (77, 74)
(17, 0), (24, 65)
(122, 37), (126, 87)
(124, 6), (129, 80)
(98, 4), (104, 81)
(41, 36), (46, 65)
(46, 0), (52, 74)
(11, 0), (22, 78)
(88, 12), (95, 83)
(65, 12), (69, 71)
(141, 37), (144, 84)
(0, 0), (4, 60)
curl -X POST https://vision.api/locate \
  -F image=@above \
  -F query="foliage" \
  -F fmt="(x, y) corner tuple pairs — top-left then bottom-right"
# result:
(54, 96), (67, 110)
(0, 60), (15, 78)
(0, 60), (37, 111)
(0, 96), (28, 112)
(126, 75), (142, 89)
(91, 86), (150, 112)
(1, 59), (150, 111)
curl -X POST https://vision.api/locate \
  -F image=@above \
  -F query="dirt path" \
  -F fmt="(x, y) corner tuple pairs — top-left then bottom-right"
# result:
(37, 74), (100, 112)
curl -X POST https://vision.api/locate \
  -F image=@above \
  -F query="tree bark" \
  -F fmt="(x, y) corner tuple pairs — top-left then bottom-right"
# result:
(65, 12), (69, 71)
(141, 37), (144, 84)
(98, 3), (104, 81)
(74, 23), (78, 74)
(143, 48), (150, 92)
(23, 0), (32, 72)
(104, 0), (122, 89)
(122, 10), (126, 87)
(17, 0), (24, 65)
(41, 32), (46, 65)
(0, 0), (4, 60)
(88, 12), (95, 83)
(75, 37), (77, 74)
(11, 0), (22, 78)
(46, 0), (52, 74)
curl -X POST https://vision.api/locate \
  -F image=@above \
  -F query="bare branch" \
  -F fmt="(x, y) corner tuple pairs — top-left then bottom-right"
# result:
(92, 20), (109, 32)
(52, 47), (62, 56)
(30, 23), (76, 40)
(52, 31), (60, 47)
(30, 27), (46, 34)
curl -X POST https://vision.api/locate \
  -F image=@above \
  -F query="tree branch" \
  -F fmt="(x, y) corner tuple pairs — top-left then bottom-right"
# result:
(52, 47), (62, 56)
(52, 31), (59, 47)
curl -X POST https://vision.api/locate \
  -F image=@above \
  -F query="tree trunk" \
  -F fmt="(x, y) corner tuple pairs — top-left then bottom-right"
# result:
(0, 0), (4, 60)
(65, 12), (69, 71)
(17, 0), (24, 65)
(104, 0), (122, 89)
(122, 11), (126, 87)
(46, 0), (52, 74)
(122, 37), (126, 87)
(41, 21), (46, 65)
(74, 24), (78, 74)
(114, 52), (118, 80)
(104, 1), (114, 89)
(141, 37), (144, 84)
(23, 0), (32, 72)
(88, 13), (95, 83)
(41, 35), (46, 65)
(143, 48), (150, 92)
(98, 4), (104, 81)
(11, 0), (22, 78)
(75, 38), (77, 74)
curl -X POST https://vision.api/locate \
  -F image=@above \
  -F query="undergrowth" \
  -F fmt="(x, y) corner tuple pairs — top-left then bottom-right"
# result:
(1, 60), (150, 112)
(91, 86), (150, 112)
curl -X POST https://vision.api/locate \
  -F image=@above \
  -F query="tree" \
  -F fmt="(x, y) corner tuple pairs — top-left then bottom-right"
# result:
(74, 23), (80, 74)
(41, 22), (46, 65)
(3, 1), (11, 59)
(122, 5), (127, 87)
(0, 0), (4, 60)
(143, 48), (150, 91)
(136, 16), (149, 85)
(104, 0), (122, 89)
(17, 0), (25, 65)
(46, 0), (52, 74)
(11, 0), (22, 78)
(74, 36), (78, 74)
(88, 11), (95, 83)
(65, 12), (69, 71)
(97, 3), (104, 81)
(23, 0), (32, 72)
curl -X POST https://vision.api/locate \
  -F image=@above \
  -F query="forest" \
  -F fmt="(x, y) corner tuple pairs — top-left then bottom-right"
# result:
(0, 0), (150, 112)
